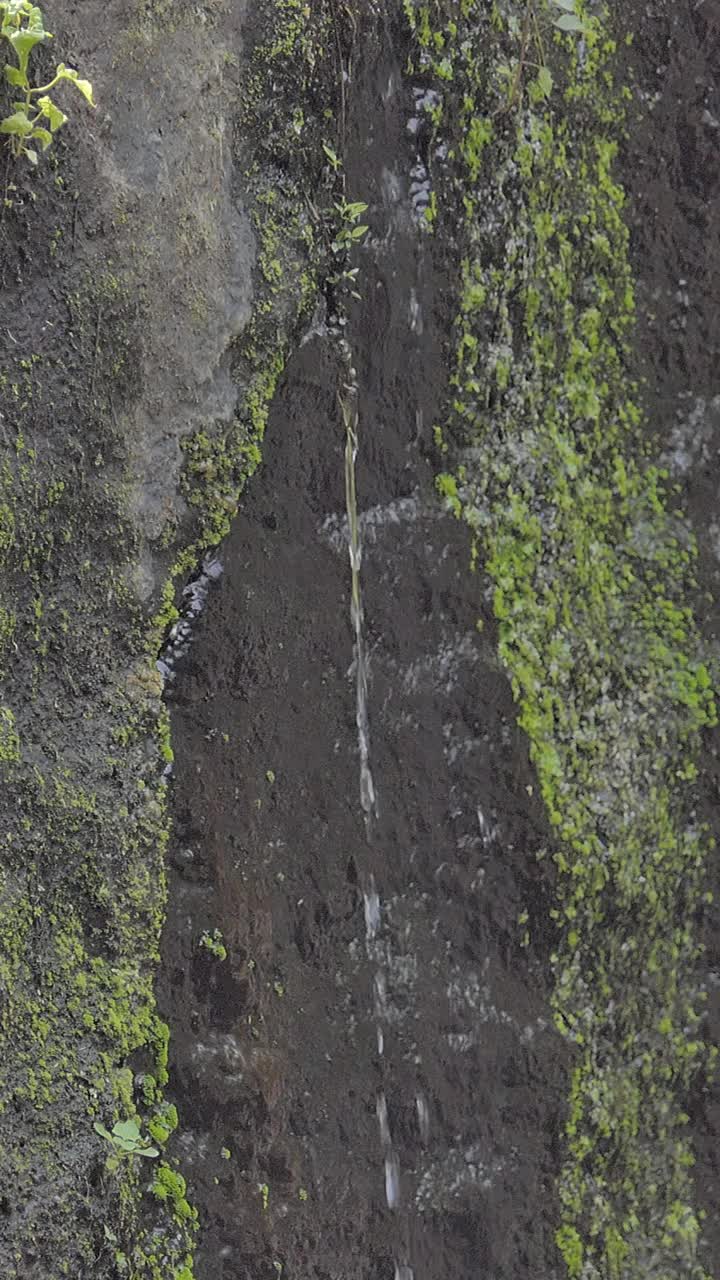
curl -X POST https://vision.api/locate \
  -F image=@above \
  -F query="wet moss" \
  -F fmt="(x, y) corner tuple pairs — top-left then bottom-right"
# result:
(0, 1), (338, 1276)
(407, 1), (717, 1276)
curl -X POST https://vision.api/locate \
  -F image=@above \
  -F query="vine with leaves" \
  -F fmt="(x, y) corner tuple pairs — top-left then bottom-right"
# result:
(0, 1), (94, 164)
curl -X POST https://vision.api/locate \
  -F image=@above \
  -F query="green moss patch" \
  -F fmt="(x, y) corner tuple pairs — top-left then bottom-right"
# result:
(406, 2), (717, 1275)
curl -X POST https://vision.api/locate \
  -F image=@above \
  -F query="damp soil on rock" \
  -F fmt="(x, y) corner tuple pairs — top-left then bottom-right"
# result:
(158, 16), (569, 1280)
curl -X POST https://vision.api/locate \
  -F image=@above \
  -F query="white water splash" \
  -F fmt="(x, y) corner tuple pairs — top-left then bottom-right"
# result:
(341, 381), (378, 830)
(385, 1150), (401, 1209)
(320, 493), (426, 554)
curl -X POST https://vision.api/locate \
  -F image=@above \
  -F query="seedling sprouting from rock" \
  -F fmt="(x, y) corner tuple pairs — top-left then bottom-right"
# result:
(93, 1117), (159, 1159)
(319, 141), (369, 303)
(549, 0), (591, 35)
(0, 1), (94, 164)
(493, 0), (592, 116)
(199, 927), (228, 960)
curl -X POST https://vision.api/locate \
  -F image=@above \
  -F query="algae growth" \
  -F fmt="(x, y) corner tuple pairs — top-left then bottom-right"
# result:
(406, 1), (717, 1276)
(0, 0), (338, 1275)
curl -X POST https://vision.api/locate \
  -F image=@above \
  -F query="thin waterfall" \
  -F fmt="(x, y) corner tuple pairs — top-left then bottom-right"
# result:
(339, 357), (378, 831)
(337, 334), (413, 1279)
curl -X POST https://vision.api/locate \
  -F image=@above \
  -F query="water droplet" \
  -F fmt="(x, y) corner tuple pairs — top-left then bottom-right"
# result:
(385, 1150), (400, 1208)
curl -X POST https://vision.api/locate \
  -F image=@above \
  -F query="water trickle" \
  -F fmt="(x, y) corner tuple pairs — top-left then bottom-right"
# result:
(415, 1093), (430, 1145)
(376, 1089), (391, 1146)
(337, 328), (405, 1231)
(331, 69), (451, 1269)
(364, 877), (381, 940)
(385, 1150), (401, 1209)
(339, 352), (378, 832)
(394, 1265), (414, 1280)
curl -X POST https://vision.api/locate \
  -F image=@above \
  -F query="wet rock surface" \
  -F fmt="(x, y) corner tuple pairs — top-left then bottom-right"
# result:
(2, 0), (715, 1275)
(159, 23), (568, 1280)
(0, 1), (338, 1274)
(156, 4), (720, 1277)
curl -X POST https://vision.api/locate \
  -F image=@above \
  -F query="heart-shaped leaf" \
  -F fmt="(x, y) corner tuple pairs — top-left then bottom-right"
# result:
(37, 96), (67, 132)
(9, 29), (46, 73)
(4, 63), (26, 88)
(31, 125), (52, 150)
(554, 12), (587, 32)
(0, 110), (33, 136)
(55, 65), (95, 105)
(113, 1119), (141, 1143)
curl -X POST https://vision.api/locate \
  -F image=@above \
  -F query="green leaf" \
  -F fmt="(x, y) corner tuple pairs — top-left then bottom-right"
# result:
(113, 1119), (141, 1143)
(350, 224), (368, 239)
(93, 1121), (114, 1142)
(0, 110), (33, 136)
(551, 0), (577, 9)
(554, 12), (587, 31)
(37, 95), (67, 131)
(134, 1145), (160, 1158)
(537, 66), (553, 98)
(322, 141), (340, 169)
(344, 201), (368, 219)
(31, 125), (52, 149)
(4, 64), (26, 88)
(55, 65), (95, 105)
(8, 29), (46, 72)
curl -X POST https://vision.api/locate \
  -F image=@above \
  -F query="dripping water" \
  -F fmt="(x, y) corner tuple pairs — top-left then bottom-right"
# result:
(337, 332), (413, 1278)
(339, 348), (378, 832)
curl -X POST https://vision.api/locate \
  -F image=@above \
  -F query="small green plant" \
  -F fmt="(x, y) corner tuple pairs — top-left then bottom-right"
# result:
(549, 0), (590, 35)
(326, 197), (368, 299)
(199, 928), (227, 960)
(321, 141), (340, 171)
(320, 140), (369, 302)
(493, 0), (591, 117)
(93, 1117), (159, 1159)
(0, 1), (94, 164)
(150, 1164), (195, 1221)
(147, 1100), (179, 1146)
(330, 198), (368, 254)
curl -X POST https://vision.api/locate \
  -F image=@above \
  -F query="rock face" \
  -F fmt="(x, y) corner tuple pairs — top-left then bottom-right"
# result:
(0, 1), (336, 1275)
(156, 27), (568, 1272)
(0, 2), (719, 1279)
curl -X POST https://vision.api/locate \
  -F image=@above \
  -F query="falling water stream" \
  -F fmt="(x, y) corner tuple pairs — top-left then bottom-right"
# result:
(338, 331), (414, 1277)
(330, 35), (448, 1273)
(156, 20), (581, 1280)
(339, 353), (377, 831)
